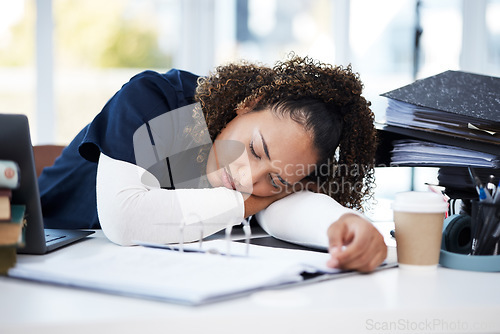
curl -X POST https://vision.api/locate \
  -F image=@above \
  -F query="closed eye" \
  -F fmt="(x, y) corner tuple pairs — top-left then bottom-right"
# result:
(269, 173), (290, 189)
(249, 141), (261, 160)
(269, 174), (279, 189)
(276, 174), (290, 187)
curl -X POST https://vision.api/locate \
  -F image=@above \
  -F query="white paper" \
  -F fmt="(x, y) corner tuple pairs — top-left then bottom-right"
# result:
(9, 241), (339, 305)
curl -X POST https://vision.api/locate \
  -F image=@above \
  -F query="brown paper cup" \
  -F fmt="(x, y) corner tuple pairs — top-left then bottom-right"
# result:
(393, 192), (448, 270)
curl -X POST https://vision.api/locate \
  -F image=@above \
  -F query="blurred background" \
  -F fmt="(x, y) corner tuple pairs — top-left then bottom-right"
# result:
(1, 0), (499, 220)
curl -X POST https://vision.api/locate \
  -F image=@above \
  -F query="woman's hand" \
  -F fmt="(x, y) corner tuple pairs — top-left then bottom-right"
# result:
(326, 213), (387, 273)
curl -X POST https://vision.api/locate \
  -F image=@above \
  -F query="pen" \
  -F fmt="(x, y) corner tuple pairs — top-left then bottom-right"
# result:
(468, 166), (493, 202)
(484, 181), (500, 254)
(479, 187), (490, 202)
(477, 178), (493, 202)
(475, 217), (500, 255)
(475, 180), (493, 246)
(468, 167), (496, 254)
(479, 186), (493, 203)
(468, 167), (480, 194)
(487, 175), (496, 198)
(493, 182), (500, 204)
(473, 196), (500, 255)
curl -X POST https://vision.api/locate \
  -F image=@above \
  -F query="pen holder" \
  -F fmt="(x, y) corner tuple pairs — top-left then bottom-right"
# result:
(471, 200), (500, 256)
(439, 201), (500, 272)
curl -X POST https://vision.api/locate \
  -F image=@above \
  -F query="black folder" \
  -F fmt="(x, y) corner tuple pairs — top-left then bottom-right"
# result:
(380, 70), (500, 147)
(376, 71), (500, 197)
(381, 70), (500, 123)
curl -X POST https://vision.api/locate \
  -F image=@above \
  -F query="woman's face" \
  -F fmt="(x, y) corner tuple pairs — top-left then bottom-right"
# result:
(206, 107), (319, 197)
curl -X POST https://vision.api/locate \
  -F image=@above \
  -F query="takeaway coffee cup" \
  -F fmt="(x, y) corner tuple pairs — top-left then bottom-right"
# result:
(393, 191), (448, 270)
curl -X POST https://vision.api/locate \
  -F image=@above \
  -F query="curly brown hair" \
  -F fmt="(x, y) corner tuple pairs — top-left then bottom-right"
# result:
(195, 55), (377, 211)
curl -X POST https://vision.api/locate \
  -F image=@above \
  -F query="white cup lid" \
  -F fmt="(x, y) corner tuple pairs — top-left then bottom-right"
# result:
(392, 191), (448, 213)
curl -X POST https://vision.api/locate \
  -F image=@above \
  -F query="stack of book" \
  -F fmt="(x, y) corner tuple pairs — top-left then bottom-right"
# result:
(0, 160), (25, 275)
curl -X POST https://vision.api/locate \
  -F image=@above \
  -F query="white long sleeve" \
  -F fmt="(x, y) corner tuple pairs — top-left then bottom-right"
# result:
(256, 191), (367, 250)
(96, 153), (244, 246)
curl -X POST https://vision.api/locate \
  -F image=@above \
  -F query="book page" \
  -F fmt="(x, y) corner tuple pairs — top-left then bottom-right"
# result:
(9, 244), (314, 305)
(154, 239), (340, 274)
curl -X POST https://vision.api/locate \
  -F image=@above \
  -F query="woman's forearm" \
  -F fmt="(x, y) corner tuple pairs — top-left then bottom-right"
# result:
(255, 191), (367, 249)
(96, 153), (244, 246)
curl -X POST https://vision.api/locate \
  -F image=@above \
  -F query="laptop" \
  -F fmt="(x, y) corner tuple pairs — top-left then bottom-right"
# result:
(0, 114), (93, 254)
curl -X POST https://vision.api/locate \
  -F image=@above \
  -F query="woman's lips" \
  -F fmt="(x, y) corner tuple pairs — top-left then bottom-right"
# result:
(221, 167), (236, 190)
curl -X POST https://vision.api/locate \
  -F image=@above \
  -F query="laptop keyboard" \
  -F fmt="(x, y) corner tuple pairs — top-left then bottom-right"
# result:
(45, 234), (66, 243)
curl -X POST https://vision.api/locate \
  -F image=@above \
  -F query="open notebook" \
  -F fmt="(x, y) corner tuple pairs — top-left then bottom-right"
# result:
(8, 238), (397, 305)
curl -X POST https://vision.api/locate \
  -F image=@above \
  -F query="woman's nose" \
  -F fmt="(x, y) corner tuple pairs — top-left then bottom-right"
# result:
(236, 164), (253, 190)
(237, 162), (268, 190)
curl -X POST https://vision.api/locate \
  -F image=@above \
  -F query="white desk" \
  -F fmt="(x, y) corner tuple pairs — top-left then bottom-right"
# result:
(1, 225), (500, 334)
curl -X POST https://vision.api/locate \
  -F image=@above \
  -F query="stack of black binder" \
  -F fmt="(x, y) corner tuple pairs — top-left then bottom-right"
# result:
(377, 70), (500, 198)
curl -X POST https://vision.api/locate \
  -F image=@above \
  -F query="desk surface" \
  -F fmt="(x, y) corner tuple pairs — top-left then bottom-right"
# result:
(1, 224), (500, 334)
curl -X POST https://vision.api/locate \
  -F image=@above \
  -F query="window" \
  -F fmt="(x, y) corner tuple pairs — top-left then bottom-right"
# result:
(0, 1), (35, 134)
(1, 0), (496, 220)
(226, 0), (337, 66)
(52, 0), (179, 144)
(487, 0), (500, 74)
